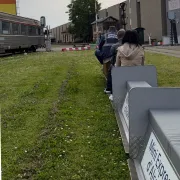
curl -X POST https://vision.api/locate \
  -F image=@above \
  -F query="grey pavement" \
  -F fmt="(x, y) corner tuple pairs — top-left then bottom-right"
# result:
(145, 46), (180, 58)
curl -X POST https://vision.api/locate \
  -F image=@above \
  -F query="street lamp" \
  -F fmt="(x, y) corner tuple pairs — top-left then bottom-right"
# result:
(95, 0), (98, 34)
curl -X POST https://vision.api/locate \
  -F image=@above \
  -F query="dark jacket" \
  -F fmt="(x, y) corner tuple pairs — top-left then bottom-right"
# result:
(101, 32), (118, 60)
(98, 34), (106, 51)
(110, 39), (123, 65)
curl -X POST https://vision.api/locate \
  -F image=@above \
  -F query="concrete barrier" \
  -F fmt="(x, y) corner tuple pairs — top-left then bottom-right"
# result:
(112, 65), (180, 180)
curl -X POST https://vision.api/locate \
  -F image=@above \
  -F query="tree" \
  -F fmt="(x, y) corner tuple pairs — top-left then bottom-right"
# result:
(67, 0), (101, 42)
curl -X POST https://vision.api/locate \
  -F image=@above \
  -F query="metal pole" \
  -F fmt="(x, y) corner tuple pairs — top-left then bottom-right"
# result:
(129, 0), (132, 29)
(170, 20), (174, 46)
(95, 0), (98, 33)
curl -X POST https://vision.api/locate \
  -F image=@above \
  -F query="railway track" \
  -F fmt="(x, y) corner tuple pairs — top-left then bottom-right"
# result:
(0, 51), (38, 58)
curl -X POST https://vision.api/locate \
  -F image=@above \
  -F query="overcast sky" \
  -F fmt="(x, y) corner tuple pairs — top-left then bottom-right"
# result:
(19, 0), (123, 28)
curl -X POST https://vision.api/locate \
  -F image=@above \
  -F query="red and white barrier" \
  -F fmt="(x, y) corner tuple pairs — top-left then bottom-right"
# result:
(62, 46), (90, 52)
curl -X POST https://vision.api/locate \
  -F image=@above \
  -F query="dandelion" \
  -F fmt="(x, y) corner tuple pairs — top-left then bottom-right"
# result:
(61, 127), (64, 130)
(14, 147), (17, 149)
(63, 151), (66, 153)
(112, 134), (115, 136)
(81, 155), (84, 158)
(25, 150), (27, 153)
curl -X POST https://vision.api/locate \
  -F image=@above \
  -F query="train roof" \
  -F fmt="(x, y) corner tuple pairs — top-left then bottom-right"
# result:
(0, 12), (41, 26)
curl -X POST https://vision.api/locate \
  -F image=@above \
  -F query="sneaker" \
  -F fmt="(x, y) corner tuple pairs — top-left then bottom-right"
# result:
(104, 88), (111, 94)
(109, 94), (113, 101)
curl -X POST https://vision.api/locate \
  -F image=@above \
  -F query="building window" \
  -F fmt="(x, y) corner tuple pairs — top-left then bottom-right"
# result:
(67, 34), (69, 42)
(21, 24), (27, 35)
(12, 23), (19, 35)
(2, 21), (10, 34)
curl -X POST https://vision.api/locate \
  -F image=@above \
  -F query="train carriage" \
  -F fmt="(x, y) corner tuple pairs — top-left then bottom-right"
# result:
(0, 12), (45, 54)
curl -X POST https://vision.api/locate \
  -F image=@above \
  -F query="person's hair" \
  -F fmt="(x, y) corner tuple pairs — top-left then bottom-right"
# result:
(122, 30), (141, 46)
(117, 29), (125, 39)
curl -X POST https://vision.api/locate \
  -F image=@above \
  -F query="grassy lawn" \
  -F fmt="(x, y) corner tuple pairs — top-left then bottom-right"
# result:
(1, 51), (180, 180)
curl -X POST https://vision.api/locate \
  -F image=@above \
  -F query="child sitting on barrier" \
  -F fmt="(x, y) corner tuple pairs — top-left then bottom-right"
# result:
(104, 29), (126, 94)
(108, 30), (145, 101)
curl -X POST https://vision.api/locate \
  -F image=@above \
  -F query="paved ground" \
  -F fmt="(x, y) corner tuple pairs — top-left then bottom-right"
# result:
(145, 46), (180, 58)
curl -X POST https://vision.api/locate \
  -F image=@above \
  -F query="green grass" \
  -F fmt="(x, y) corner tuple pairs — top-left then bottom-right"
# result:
(1, 51), (180, 180)
(145, 52), (180, 87)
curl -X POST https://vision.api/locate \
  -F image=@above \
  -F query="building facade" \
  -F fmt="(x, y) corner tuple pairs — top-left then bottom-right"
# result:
(95, 0), (168, 43)
(92, 2), (128, 40)
(91, 16), (119, 40)
(127, 0), (167, 42)
(98, 2), (128, 29)
(166, 0), (180, 43)
(51, 22), (74, 43)
(0, 0), (17, 15)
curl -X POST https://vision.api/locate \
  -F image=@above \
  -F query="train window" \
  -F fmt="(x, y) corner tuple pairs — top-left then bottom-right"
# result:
(38, 28), (43, 35)
(12, 23), (19, 35)
(2, 21), (10, 34)
(36, 28), (39, 35)
(41, 28), (43, 35)
(21, 24), (27, 35)
(28, 26), (36, 35)
(29, 26), (36, 35)
(33, 27), (37, 35)
(28, 26), (33, 35)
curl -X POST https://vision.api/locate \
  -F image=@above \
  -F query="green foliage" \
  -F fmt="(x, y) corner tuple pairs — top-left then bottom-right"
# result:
(67, 0), (101, 42)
